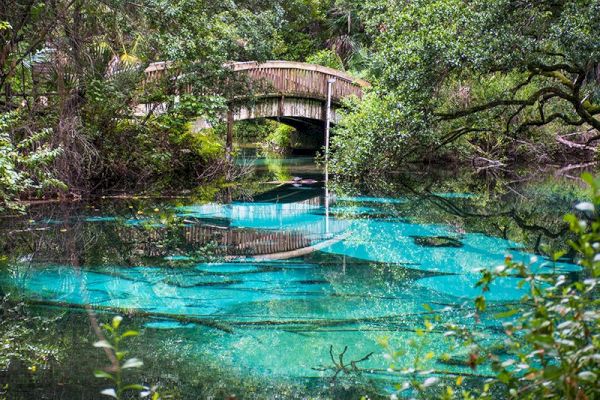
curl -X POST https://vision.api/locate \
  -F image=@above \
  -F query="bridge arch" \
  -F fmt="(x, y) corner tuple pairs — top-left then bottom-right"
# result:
(142, 60), (369, 133)
(193, 61), (369, 133)
(227, 61), (369, 102)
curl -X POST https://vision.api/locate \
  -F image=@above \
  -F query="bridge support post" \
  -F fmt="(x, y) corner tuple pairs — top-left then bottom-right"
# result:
(226, 108), (234, 159)
(278, 95), (284, 118)
(325, 78), (336, 238)
(225, 108), (234, 180)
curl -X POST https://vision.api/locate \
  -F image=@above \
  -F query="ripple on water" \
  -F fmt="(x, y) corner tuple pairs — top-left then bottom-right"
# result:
(319, 219), (579, 274)
(195, 263), (260, 274)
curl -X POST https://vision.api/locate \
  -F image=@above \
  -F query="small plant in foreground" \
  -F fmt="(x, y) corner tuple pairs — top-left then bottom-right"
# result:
(93, 315), (160, 399)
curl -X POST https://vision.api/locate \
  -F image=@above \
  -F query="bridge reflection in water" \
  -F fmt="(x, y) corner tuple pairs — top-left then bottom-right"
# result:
(178, 194), (349, 258)
(120, 183), (350, 260)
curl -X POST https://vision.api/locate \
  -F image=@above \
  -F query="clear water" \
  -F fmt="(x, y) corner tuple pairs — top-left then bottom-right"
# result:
(0, 152), (583, 399)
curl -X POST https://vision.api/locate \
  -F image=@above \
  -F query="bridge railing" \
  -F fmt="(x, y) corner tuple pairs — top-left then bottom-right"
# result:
(228, 61), (368, 102)
(143, 60), (369, 103)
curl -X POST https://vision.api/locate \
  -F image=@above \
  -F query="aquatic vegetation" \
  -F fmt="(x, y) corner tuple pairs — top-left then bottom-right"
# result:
(0, 295), (66, 375)
(311, 345), (374, 382)
(92, 315), (156, 399)
(0, 156), (593, 398)
(412, 236), (463, 248)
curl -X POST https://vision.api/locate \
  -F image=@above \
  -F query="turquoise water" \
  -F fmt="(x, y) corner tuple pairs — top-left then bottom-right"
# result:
(0, 155), (583, 398)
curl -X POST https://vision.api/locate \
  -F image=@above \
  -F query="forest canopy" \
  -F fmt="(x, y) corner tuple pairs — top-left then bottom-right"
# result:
(330, 0), (600, 178)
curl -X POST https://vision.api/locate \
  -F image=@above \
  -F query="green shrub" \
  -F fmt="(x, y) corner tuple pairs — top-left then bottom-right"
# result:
(96, 115), (227, 190)
(180, 126), (224, 160)
(231, 119), (278, 143)
(265, 123), (296, 152)
(306, 49), (345, 71)
(0, 111), (64, 211)
(93, 315), (160, 400)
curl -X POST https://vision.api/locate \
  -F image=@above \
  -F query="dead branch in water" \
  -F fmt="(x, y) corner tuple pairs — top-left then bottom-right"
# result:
(554, 161), (598, 176)
(556, 134), (597, 151)
(312, 345), (374, 382)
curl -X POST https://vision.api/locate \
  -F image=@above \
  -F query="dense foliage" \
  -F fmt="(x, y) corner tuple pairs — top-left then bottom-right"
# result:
(0, 111), (63, 211)
(330, 0), (600, 178)
(1, 0), (366, 205)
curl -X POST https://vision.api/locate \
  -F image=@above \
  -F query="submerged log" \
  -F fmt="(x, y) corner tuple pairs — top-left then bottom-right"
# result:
(412, 235), (463, 248)
(248, 232), (351, 261)
(22, 298), (235, 333)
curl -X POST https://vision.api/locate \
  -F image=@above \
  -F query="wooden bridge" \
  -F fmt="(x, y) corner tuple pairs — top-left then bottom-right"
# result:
(140, 61), (370, 135)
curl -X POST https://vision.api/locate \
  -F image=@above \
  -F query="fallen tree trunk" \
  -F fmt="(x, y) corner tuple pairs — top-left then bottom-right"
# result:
(556, 134), (597, 151)
(22, 298), (235, 333)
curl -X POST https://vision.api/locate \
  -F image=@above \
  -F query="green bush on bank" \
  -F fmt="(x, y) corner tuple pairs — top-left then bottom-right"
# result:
(97, 115), (225, 190)
(264, 124), (296, 153)
(0, 111), (65, 212)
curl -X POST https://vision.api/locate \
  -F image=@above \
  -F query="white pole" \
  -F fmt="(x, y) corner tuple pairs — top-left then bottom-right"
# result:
(325, 78), (336, 184)
(325, 78), (335, 237)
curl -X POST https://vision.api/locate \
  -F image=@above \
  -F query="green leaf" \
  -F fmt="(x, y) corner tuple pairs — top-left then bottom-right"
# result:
(581, 172), (594, 187)
(122, 384), (146, 391)
(498, 370), (511, 384)
(552, 250), (567, 261)
(542, 366), (562, 380)
(112, 316), (123, 329)
(120, 330), (139, 339)
(528, 334), (554, 345)
(93, 340), (114, 349)
(122, 358), (143, 369)
(475, 296), (486, 312)
(94, 370), (115, 380)
(494, 308), (519, 319)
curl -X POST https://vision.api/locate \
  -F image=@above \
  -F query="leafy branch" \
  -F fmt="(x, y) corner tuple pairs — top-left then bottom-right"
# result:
(93, 315), (160, 400)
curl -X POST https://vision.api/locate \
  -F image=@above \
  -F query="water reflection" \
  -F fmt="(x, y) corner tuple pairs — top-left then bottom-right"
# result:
(0, 153), (586, 398)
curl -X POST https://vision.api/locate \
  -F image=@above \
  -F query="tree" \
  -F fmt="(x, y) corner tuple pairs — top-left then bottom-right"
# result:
(0, 111), (63, 211)
(0, 1), (58, 109)
(330, 0), (600, 177)
(0, 0), (293, 197)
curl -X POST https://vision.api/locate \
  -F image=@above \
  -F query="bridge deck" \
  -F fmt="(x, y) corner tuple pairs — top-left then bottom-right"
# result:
(228, 61), (369, 102)
(140, 60), (369, 129)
